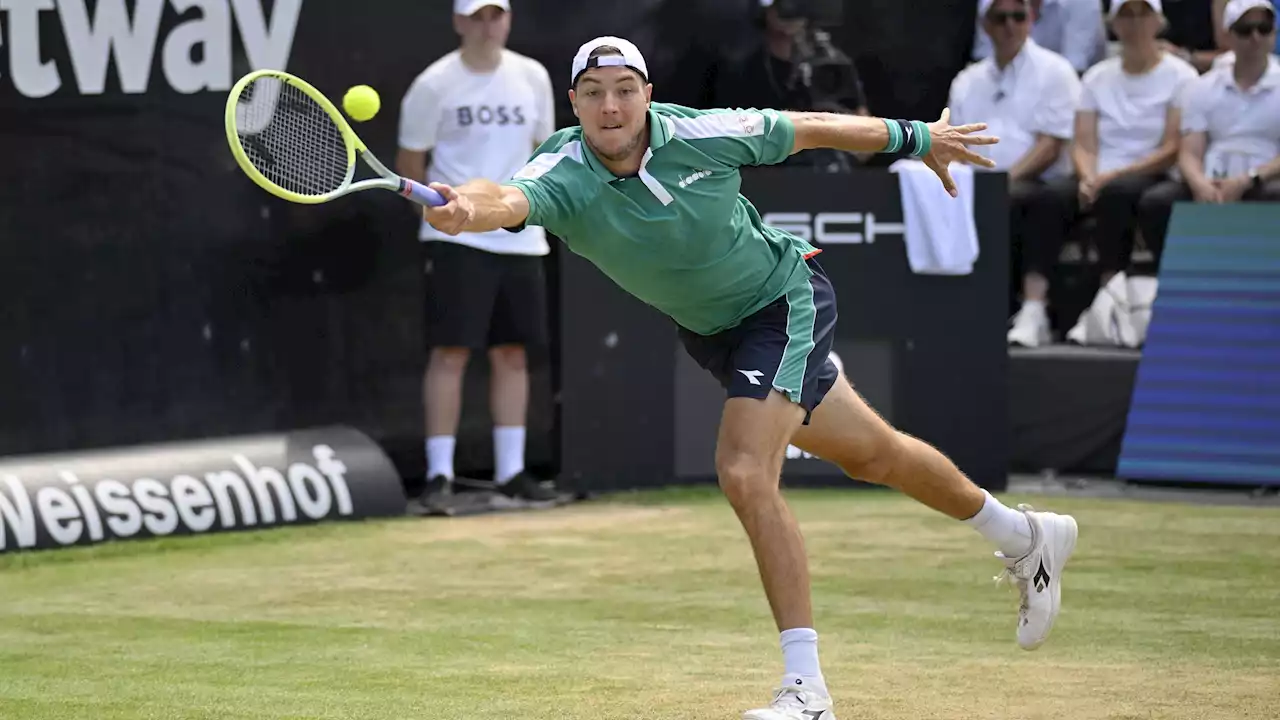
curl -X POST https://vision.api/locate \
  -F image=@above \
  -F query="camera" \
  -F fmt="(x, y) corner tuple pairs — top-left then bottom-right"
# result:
(763, 0), (859, 112)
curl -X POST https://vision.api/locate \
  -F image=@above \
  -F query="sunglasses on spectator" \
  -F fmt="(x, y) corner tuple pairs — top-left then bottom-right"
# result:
(1231, 21), (1275, 37)
(988, 10), (1029, 24)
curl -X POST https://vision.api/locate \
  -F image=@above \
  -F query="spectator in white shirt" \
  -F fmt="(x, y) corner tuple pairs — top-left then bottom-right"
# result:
(950, 0), (1084, 347)
(1137, 0), (1280, 263)
(395, 0), (561, 508)
(1069, 0), (1198, 284)
(973, 0), (1108, 73)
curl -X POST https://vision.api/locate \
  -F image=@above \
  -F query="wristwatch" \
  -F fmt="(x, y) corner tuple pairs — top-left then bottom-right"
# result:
(1248, 168), (1264, 190)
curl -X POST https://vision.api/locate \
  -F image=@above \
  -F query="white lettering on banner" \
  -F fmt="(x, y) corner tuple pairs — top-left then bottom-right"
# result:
(0, 0), (302, 98)
(0, 445), (356, 551)
(60, 472), (106, 541)
(763, 212), (906, 245)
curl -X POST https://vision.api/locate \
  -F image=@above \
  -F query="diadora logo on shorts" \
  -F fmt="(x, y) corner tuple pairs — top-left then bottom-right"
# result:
(678, 169), (712, 188)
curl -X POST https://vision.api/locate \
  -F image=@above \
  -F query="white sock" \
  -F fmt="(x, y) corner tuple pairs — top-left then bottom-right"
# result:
(780, 628), (827, 696)
(493, 426), (525, 485)
(425, 436), (455, 480)
(964, 490), (1034, 558)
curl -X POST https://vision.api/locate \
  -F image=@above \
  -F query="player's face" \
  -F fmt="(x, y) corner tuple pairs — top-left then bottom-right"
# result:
(570, 67), (653, 163)
(1111, 1), (1162, 45)
(454, 6), (510, 50)
(1229, 8), (1276, 62)
(982, 0), (1033, 52)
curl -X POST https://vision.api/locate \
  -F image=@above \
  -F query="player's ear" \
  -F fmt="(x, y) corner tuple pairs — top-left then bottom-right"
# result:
(568, 89), (579, 118)
(645, 84), (653, 104)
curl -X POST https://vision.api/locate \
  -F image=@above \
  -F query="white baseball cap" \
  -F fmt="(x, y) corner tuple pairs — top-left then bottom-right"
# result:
(1109, 0), (1163, 18)
(978, 0), (1028, 17)
(570, 36), (649, 86)
(1224, 0), (1275, 28)
(454, 0), (509, 16)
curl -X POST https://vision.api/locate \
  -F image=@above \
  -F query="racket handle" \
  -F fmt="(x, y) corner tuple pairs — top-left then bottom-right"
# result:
(398, 178), (447, 207)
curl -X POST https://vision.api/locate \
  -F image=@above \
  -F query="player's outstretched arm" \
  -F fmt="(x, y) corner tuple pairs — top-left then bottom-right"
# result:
(422, 179), (530, 235)
(785, 108), (1000, 197)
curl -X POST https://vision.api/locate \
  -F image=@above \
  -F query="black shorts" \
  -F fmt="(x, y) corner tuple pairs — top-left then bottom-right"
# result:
(422, 241), (549, 350)
(678, 256), (840, 424)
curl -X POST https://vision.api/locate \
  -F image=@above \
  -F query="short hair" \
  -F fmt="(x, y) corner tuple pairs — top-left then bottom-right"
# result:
(589, 45), (623, 59)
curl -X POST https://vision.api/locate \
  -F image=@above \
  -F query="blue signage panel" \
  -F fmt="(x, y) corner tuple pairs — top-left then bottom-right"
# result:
(1118, 203), (1280, 486)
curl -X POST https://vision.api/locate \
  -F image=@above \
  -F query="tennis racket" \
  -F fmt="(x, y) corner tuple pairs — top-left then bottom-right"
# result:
(224, 69), (445, 207)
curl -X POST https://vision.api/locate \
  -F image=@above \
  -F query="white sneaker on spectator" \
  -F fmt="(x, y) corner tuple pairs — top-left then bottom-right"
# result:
(743, 681), (836, 720)
(1007, 301), (1051, 347)
(994, 504), (1079, 650)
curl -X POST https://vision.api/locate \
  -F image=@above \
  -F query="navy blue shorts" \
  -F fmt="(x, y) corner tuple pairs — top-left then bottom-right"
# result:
(678, 256), (840, 424)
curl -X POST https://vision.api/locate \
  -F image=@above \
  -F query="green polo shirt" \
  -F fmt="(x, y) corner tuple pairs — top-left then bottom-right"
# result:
(502, 102), (818, 336)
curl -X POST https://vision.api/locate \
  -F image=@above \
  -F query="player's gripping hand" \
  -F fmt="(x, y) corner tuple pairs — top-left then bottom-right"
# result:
(924, 108), (1000, 198)
(422, 182), (475, 236)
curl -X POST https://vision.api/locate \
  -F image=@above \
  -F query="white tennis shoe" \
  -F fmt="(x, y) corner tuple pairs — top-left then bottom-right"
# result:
(743, 678), (836, 720)
(995, 504), (1079, 650)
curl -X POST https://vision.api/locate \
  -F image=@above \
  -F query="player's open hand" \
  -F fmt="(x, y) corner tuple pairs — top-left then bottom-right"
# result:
(924, 108), (1000, 198)
(422, 182), (475, 236)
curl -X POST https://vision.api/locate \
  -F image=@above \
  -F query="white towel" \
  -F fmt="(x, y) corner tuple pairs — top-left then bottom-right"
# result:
(888, 159), (980, 276)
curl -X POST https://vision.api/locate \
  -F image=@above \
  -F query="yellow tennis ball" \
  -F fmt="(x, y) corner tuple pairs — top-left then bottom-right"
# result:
(342, 85), (380, 122)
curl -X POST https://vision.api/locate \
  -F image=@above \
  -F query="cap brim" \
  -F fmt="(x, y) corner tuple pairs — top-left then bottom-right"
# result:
(456, 0), (508, 16)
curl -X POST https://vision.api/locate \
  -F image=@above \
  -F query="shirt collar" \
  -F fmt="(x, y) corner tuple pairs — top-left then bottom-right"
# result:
(1225, 56), (1280, 94)
(580, 107), (673, 181)
(989, 38), (1037, 79)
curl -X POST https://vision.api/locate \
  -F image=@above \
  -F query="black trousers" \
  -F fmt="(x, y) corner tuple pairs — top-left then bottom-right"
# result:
(1089, 173), (1168, 274)
(1010, 179), (1076, 281)
(1138, 178), (1280, 270)
(1033, 174), (1168, 275)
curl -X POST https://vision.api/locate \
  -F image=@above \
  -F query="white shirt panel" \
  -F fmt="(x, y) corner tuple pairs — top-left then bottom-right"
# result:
(398, 49), (556, 255)
(972, 0), (1107, 73)
(1180, 58), (1280, 178)
(949, 40), (1083, 179)
(1079, 54), (1199, 175)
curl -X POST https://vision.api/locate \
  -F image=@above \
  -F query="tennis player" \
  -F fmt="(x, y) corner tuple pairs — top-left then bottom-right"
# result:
(423, 36), (1080, 720)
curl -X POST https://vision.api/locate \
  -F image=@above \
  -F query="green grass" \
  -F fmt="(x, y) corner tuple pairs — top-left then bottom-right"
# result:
(2, 487), (1278, 719)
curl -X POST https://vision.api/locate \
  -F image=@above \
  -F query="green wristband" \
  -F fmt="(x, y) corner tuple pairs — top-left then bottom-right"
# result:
(911, 120), (932, 157)
(882, 119), (903, 154)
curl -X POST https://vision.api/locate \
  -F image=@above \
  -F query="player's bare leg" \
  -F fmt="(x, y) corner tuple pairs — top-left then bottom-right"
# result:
(423, 347), (470, 488)
(717, 390), (836, 720)
(790, 374), (1079, 651)
(718, 391), (811, 630)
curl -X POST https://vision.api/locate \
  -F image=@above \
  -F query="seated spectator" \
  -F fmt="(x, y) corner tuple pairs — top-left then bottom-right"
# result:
(949, 0), (1083, 347)
(1069, 0), (1198, 285)
(1137, 0), (1280, 262)
(973, 0), (1108, 73)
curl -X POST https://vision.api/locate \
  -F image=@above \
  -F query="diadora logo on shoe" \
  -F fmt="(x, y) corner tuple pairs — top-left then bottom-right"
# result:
(1033, 559), (1051, 592)
(678, 168), (712, 188)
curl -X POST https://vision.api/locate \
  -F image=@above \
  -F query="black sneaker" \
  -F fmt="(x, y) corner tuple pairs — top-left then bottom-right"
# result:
(497, 472), (562, 503)
(407, 475), (453, 516)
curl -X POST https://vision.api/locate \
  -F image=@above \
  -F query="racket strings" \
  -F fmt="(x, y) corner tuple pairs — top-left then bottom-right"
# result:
(234, 77), (350, 197)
